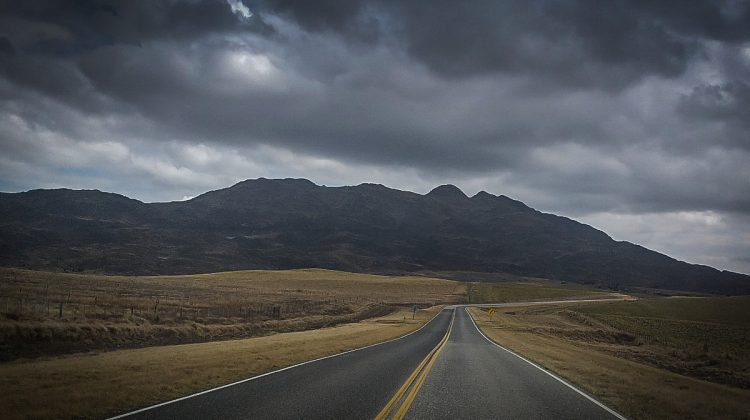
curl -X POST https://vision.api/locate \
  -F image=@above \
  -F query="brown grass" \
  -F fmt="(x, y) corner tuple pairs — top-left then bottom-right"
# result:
(0, 306), (443, 420)
(0, 268), (465, 359)
(466, 280), (613, 304)
(468, 299), (750, 419)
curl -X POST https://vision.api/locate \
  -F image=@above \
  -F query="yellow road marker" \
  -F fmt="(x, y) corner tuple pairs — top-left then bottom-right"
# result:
(375, 310), (455, 420)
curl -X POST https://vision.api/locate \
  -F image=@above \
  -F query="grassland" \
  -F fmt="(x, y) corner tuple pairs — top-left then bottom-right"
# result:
(577, 297), (750, 388)
(0, 267), (465, 360)
(466, 279), (616, 303)
(0, 306), (442, 420)
(468, 296), (750, 419)
(8, 267), (727, 419)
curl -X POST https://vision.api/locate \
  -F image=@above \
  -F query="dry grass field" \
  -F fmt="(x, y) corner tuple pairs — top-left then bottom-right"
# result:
(6, 266), (745, 419)
(466, 280), (613, 303)
(577, 297), (750, 389)
(0, 268), (465, 360)
(468, 296), (750, 419)
(0, 306), (443, 420)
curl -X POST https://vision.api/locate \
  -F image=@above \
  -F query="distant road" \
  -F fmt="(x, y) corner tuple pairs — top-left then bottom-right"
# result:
(112, 300), (626, 419)
(468, 296), (633, 309)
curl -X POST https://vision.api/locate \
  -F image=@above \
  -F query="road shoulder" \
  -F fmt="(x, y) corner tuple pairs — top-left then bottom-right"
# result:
(466, 306), (750, 419)
(1, 306), (442, 420)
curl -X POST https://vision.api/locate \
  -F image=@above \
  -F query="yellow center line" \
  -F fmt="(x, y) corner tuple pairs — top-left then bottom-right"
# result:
(375, 309), (455, 420)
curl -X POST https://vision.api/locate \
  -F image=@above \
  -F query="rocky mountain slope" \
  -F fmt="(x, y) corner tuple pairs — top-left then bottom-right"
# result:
(1, 178), (747, 294)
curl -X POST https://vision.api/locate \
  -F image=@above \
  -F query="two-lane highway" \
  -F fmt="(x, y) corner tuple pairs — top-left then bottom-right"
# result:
(115, 310), (453, 419)
(112, 304), (625, 419)
(405, 307), (624, 419)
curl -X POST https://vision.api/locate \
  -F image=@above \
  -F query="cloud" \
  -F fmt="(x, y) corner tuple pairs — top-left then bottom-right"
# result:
(679, 80), (750, 131)
(1, 0), (749, 273)
(257, 0), (750, 89)
(227, 0), (252, 20)
(0, 0), (270, 55)
(579, 211), (750, 274)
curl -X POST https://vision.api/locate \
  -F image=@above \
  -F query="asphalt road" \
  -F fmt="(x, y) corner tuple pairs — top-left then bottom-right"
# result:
(114, 309), (453, 420)
(113, 303), (625, 420)
(406, 307), (623, 420)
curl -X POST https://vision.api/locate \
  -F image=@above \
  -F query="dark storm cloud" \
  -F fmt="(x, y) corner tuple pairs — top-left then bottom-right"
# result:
(679, 81), (750, 130)
(0, 0), (269, 114)
(0, 0), (271, 54)
(261, 0), (368, 33)
(0, 36), (15, 55)
(2, 0), (749, 176)
(2, 0), (750, 272)
(257, 0), (750, 88)
(392, 0), (690, 87)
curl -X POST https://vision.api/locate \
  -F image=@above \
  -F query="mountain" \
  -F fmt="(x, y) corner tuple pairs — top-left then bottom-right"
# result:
(1, 178), (748, 294)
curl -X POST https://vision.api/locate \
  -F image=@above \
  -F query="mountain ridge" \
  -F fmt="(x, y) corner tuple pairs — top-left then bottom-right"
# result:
(1, 178), (747, 295)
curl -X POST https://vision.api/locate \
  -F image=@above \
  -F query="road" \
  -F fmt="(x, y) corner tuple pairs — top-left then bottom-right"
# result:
(113, 310), (453, 420)
(112, 303), (625, 420)
(405, 307), (623, 419)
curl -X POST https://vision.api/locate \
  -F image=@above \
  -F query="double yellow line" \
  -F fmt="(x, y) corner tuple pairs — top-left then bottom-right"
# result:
(375, 309), (455, 420)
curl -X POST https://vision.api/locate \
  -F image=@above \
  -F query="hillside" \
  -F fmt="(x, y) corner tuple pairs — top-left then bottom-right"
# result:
(1, 178), (748, 294)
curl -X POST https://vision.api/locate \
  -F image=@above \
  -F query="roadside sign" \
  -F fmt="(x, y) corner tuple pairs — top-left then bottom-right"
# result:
(488, 308), (496, 319)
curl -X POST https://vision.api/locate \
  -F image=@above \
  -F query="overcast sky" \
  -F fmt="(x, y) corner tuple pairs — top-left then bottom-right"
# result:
(1, 0), (749, 274)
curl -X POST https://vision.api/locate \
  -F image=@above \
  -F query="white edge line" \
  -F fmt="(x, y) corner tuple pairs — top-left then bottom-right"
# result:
(108, 308), (448, 419)
(464, 307), (629, 420)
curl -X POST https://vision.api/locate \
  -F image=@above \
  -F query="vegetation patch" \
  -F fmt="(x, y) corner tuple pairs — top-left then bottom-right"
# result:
(577, 298), (750, 389)
(0, 306), (442, 420)
(0, 268), (465, 360)
(468, 296), (750, 419)
(466, 280), (613, 303)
